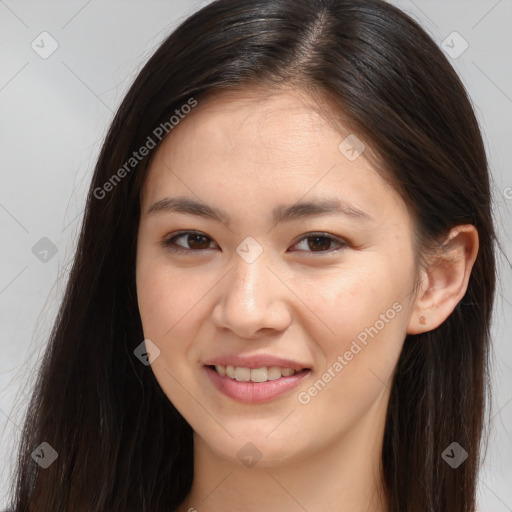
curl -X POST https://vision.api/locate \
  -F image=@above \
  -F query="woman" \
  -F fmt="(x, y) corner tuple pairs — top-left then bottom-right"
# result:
(5, 0), (496, 511)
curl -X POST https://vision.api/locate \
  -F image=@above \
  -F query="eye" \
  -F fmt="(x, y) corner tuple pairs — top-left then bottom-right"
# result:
(290, 233), (348, 255)
(161, 231), (217, 254)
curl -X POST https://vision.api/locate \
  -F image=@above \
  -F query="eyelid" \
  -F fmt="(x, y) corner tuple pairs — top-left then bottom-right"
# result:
(161, 230), (349, 255)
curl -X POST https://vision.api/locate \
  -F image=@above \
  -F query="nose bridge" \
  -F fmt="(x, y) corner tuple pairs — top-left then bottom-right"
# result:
(212, 248), (291, 336)
(229, 250), (273, 311)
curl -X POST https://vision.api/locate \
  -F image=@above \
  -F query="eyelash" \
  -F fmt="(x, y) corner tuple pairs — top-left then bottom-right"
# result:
(160, 230), (348, 256)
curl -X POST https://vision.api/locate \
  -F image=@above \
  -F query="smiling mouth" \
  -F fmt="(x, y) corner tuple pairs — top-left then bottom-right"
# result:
(207, 364), (310, 383)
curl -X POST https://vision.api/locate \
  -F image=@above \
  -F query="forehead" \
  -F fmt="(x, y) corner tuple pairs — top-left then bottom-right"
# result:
(167, 88), (340, 161)
(140, 87), (407, 225)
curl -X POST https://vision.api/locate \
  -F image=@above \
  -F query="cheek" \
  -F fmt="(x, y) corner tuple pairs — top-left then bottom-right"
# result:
(290, 273), (407, 432)
(291, 259), (410, 372)
(136, 261), (207, 407)
(136, 259), (203, 345)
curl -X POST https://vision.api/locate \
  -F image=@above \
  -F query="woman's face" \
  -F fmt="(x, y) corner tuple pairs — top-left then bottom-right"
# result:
(136, 87), (420, 466)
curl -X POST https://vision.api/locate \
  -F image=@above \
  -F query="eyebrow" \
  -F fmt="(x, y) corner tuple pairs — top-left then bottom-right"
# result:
(146, 196), (374, 225)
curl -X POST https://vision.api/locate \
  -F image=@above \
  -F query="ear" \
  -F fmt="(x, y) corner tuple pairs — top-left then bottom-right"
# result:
(407, 225), (479, 335)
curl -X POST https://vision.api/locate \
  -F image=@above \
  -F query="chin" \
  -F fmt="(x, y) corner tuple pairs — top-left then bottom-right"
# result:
(201, 433), (309, 469)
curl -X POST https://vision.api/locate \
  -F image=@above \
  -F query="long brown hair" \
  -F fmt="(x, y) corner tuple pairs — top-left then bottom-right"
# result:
(6, 1), (496, 511)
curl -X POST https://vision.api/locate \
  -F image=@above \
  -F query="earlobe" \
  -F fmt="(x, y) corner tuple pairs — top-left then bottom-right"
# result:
(407, 225), (479, 335)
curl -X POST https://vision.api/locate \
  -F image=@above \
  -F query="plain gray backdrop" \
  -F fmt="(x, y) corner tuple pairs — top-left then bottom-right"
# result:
(1, 0), (511, 510)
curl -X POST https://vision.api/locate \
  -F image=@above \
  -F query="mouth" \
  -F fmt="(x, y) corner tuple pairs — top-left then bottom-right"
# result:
(204, 364), (312, 403)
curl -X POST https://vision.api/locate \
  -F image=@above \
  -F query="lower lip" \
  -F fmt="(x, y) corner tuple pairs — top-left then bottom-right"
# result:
(204, 366), (311, 403)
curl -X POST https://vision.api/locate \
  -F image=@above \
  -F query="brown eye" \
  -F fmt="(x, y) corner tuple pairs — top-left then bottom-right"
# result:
(186, 233), (212, 250)
(306, 235), (333, 251)
(292, 233), (347, 254)
(161, 231), (216, 253)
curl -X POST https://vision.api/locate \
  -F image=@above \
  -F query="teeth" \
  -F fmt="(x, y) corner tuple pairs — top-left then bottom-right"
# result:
(267, 366), (283, 380)
(235, 367), (251, 381)
(250, 368), (267, 382)
(215, 364), (227, 376)
(213, 364), (298, 382)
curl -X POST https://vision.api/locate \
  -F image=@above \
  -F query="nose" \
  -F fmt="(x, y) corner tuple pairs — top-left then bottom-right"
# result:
(211, 252), (292, 339)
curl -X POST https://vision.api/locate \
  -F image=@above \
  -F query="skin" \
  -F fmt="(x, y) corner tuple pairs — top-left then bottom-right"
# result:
(136, 86), (478, 512)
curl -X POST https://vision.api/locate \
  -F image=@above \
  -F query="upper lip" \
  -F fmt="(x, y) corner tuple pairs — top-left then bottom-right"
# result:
(204, 354), (311, 371)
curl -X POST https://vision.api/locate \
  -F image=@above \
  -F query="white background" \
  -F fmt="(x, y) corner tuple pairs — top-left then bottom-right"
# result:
(0, 1), (511, 510)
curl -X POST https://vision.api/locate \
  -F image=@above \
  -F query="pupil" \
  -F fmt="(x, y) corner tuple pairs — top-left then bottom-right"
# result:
(309, 236), (329, 251)
(189, 234), (209, 249)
